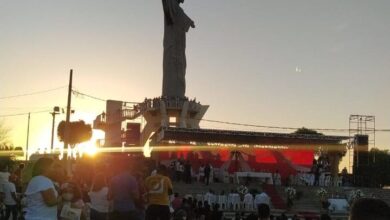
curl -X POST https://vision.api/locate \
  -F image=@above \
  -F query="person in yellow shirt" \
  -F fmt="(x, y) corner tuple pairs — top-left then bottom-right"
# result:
(145, 165), (173, 220)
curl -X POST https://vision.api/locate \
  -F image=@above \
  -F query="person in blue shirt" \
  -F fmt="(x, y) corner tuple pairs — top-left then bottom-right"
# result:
(108, 160), (139, 220)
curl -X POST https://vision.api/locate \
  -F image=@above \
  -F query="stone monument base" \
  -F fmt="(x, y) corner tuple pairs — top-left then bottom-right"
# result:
(138, 97), (208, 146)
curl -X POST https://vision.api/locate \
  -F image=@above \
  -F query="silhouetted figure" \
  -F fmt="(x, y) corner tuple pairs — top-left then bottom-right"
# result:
(204, 164), (211, 185)
(211, 204), (222, 220)
(320, 213), (332, 220)
(258, 204), (271, 220)
(184, 160), (191, 184)
(202, 201), (212, 220)
(314, 165), (320, 186)
(349, 198), (390, 220)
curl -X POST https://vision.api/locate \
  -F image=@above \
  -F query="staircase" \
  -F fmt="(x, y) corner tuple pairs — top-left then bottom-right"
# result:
(274, 186), (390, 212)
(278, 186), (322, 212)
(359, 188), (390, 205)
(172, 181), (265, 195)
(173, 182), (239, 195)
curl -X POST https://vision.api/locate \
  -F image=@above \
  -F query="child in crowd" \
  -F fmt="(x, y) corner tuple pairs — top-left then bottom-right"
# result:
(172, 192), (183, 211)
(59, 182), (86, 220)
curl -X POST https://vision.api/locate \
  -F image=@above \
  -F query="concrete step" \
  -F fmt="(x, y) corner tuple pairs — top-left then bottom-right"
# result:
(173, 182), (262, 195)
(275, 186), (390, 212)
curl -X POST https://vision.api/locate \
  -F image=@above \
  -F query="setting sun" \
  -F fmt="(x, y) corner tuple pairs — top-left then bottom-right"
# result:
(71, 129), (104, 158)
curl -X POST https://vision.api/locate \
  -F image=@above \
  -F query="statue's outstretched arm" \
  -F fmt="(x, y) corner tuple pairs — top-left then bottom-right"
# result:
(166, 0), (194, 32)
(176, 6), (195, 32)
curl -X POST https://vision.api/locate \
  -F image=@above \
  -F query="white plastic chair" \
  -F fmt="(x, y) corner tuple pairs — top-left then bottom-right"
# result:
(218, 195), (228, 210)
(209, 194), (217, 205)
(232, 193), (241, 211)
(319, 174), (325, 186)
(309, 174), (315, 186)
(196, 194), (204, 203)
(204, 192), (217, 206)
(243, 193), (254, 211)
(227, 193), (234, 210)
(337, 177), (343, 187)
(325, 175), (331, 187)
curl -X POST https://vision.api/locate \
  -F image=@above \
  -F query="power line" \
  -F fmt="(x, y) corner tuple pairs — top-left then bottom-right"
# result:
(72, 89), (106, 102)
(0, 86), (67, 100)
(0, 106), (65, 110)
(200, 118), (390, 133)
(72, 89), (140, 104)
(200, 118), (348, 132)
(70, 89), (390, 133)
(374, 129), (390, 132)
(0, 110), (51, 118)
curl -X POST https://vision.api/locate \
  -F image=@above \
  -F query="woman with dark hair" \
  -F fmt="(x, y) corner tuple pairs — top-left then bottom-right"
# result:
(24, 157), (58, 220)
(88, 173), (110, 220)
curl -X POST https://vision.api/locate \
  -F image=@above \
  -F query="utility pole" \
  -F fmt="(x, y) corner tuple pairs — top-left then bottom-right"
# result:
(64, 69), (73, 176)
(64, 70), (73, 151)
(50, 106), (60, 151)
(25, 113), (30, 161)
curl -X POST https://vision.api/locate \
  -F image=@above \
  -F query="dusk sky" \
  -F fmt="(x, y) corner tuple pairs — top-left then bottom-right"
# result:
(1, 0), (389, 154)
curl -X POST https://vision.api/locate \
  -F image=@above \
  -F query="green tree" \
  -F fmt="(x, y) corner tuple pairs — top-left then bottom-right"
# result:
(357, 148), (390, 187)
(57, 120), (92, 146)
(293, 127), (323, 135)
(0, 156), (15, 171)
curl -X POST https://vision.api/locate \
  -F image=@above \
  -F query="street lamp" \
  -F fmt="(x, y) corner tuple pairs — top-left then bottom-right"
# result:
(50, 106), (60, 150)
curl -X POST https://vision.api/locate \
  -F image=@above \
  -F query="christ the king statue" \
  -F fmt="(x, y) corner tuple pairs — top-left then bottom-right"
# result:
(162, 0), (195, 98)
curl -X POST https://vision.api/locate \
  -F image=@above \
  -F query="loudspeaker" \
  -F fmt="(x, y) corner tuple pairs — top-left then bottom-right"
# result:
(353, 134), (369, 171)
(355, 135), (369, 145)
(125, 123), (141, 146)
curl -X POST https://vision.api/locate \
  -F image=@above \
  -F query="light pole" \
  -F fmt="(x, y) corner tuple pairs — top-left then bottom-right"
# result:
(50, 106), (60, 151)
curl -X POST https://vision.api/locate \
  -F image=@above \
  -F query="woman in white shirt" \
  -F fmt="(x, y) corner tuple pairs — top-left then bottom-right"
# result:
(88, 173), (110, 220)
(24, 157), (58, 220)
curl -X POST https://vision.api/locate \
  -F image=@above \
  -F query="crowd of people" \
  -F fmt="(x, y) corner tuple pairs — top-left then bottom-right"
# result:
(0, 155), (388, 220)
(285, 157), (347, 188)
(0, 156), (229, 220)
(0, 156), (176, 220)
(134, 97), (202, 113)
(311, 157), (331, 187)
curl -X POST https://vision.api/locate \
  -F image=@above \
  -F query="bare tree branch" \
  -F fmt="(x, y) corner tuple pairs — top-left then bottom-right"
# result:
(0, 121), (10, 147)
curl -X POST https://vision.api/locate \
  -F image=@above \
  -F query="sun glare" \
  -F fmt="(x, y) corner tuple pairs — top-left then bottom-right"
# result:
(80, 143), (97, 156)
(76, 129), (104, 157)
(143, 132), (154, 158)
(31, 127), (105, 160)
